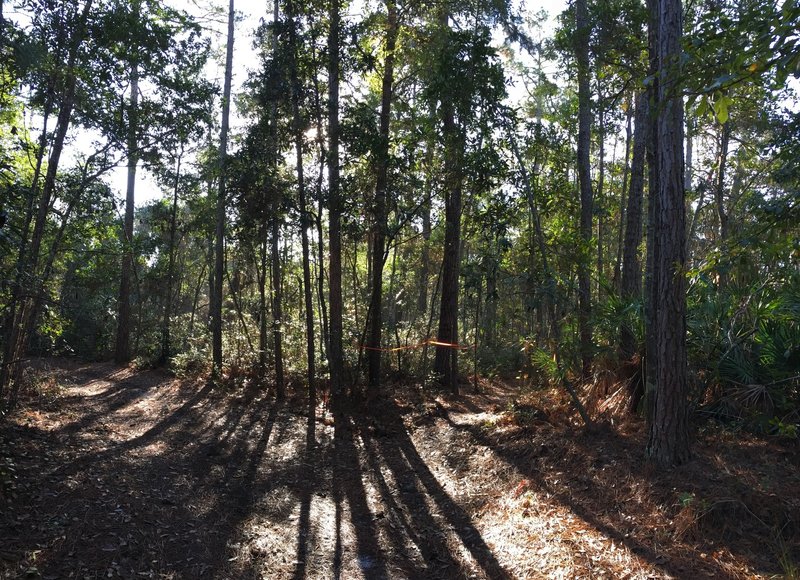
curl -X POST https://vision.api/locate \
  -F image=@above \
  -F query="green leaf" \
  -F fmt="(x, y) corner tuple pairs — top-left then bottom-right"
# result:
(696, 96), (709, 118)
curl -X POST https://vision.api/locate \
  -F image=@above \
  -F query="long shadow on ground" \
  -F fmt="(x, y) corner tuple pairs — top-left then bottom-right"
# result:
(1, 363), (517, 579)
(440, 406), (800, 578)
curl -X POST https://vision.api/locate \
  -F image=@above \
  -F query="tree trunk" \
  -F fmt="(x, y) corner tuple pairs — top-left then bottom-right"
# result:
(620, 93), (648, 363)
(575, 0), (594, 378)
(646, 0), (691, 466)
(271, 214), (285, 398)
(268, 0), (284, 397)
(211, 0), (235, 381)
(596, 90), (605, 299)
(287, 0), (316, 414)
(715, 121), (730, 244)
(417, 133), (434, 316)
(643, 0), (660, 427)
(328, 0), (344, 405)
(115, 7), (139, 364)
(366, 0), (398, 394)
(160, 148), (183, 366)
(613, 99), (634, 291)
(433, 11), (464, 395)
(258, 234), (268, 376)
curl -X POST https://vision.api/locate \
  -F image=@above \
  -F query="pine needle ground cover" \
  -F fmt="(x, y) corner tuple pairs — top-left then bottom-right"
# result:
(1, 360), (797, 579)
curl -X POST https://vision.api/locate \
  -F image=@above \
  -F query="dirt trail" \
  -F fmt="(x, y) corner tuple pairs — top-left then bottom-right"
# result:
(1, 360), (797, 579)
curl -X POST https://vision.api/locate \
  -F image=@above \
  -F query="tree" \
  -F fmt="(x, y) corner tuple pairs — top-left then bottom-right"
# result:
(619, 92), (648, 363)
(286, 0), (316, 413)
(0, 0), (94, 399)
(366, 0), (399, 394)
(327, 0), (344, 406)
(575, 0), (594, 378)
(211, 0), (235, 381)
(646, 0), (691, 466)
(114, 0), (140, 364)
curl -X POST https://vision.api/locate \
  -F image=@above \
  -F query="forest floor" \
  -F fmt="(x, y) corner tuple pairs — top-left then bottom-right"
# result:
(0, 359), (798, 579)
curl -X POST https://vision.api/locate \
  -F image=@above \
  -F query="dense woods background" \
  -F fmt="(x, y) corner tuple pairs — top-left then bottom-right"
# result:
(1, 0), (799, 468)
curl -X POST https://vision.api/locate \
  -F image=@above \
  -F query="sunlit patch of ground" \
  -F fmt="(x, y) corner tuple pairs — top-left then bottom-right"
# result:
(1, 360), (797, 579)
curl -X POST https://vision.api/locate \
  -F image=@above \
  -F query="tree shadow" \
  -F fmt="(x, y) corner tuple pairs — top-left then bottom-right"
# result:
(1, 364), (297, 578)
(440, 408), (799, 578)
(353, 402), (511, 579)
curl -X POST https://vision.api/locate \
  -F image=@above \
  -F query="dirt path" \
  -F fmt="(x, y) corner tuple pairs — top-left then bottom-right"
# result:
(1, 361), (798, 579)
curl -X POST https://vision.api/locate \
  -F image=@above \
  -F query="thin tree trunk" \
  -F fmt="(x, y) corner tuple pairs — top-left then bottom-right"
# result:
(271, 214), (285, 397)
(267, 0), (284, 396)
(620, 93), (649, 361)
(417, 131), (434, 316)
(366, 0), (398, 394)
(115, 19), (139, 364)
(432, 8), (465, 394)
(327, 0), (344, 406)
(596, 91), (606, 298)
(211, 0), (235, 381)
(715, 121), (730, 244)
(160, 148), (183, 366)
(187, 261), (207, 344)
(575, 0), (594, 378)
(310, 39), (329, 362)
(258, 234), (268, 376)
(614, 99), (634, 292)
(287, 0), (316, 414)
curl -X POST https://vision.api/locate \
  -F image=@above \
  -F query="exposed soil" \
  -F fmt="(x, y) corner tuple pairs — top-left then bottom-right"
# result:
(1, 359), (798, 579)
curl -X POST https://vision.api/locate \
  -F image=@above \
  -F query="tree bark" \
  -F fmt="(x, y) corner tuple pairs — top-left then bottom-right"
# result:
(115, 2), (139, 364)
(211, 0), (235, 381)
(327, 0), (344, 405)
(575, 0), (594, 378)
(160, 148), (183, 366)
(433, 11), (464, 395)
(646, 0), (691, 466)
(620, 93), (648, 362)
(715, 120), (730, 244)
(366, 0), (398, 394)
(613, 99), (634, 291)
(287, 0), (316, 414)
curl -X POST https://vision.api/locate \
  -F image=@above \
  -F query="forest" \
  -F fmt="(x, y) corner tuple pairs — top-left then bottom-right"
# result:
(0, 0), (799, 577)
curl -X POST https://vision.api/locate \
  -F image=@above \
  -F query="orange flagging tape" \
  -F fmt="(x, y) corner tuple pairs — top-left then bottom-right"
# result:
(357, 338), (475, 352)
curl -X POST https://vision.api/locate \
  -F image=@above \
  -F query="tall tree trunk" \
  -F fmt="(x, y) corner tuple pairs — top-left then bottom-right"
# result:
(211, 0), (235, 380)
(433, 15), (464, 395)
(310, 39), (329, 362)
(160, 148), (183, 366)
(596, 90), (606, 299)
(287, 0), (316, 414)
(613, 99), (634, 292)
(575, 0), (594, 377)
(646, 0), (691, 466)
(643, 0), (660, 427)
(366, 0), (398, 394)
(115, 14), (139, 364)
(620, 93), (649, 363)
(328, 0), (344, 404)
(267, 0), (284, 397)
